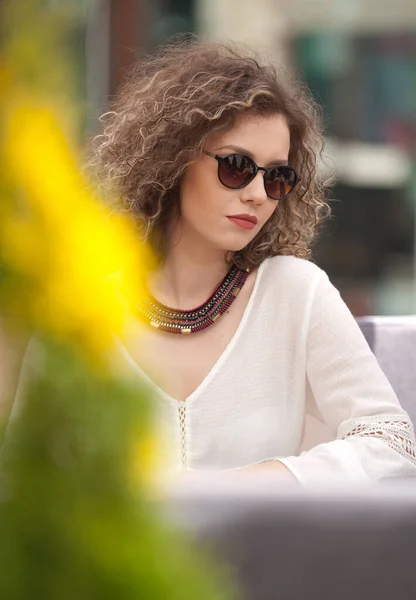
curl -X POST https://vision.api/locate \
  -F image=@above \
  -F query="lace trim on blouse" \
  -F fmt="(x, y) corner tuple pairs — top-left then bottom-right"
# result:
(338, 414), (416, 466)
(178, 405), (187, 470)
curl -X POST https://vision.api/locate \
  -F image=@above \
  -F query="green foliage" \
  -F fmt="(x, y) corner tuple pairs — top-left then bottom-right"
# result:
(0, 339), (232, 600)
(0, 1), (234, 598)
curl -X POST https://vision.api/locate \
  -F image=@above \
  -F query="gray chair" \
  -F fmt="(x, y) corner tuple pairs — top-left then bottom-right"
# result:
(168, 478), (416, 600)
(169, 316), (416, 600)
(357, 316), (416, 426)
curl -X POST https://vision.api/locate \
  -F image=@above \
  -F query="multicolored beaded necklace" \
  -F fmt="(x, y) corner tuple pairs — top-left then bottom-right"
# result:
(137, 264), (250, 334)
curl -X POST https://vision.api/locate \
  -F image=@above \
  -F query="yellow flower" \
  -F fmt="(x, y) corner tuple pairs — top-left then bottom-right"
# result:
(0, 4), (163, 492)
(0, 98), (149, 360)
(130, 429), (166, 491)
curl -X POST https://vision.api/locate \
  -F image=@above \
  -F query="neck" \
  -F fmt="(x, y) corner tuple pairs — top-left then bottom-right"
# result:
(148, 227), (230, 311)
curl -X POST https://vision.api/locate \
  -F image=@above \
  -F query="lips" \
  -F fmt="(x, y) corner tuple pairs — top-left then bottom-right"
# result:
(227, 214), (258, 231)
(228, 213), (258, 225)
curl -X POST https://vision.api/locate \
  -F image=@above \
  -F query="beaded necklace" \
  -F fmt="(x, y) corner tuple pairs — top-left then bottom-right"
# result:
(137, 264), (250, 334)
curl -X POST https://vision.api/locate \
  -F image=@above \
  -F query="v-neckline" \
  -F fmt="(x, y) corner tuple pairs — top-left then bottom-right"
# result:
(119, 259), (266, 406)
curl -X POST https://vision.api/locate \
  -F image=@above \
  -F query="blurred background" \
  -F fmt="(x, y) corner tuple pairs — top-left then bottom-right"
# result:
(32, 0), (416, 316)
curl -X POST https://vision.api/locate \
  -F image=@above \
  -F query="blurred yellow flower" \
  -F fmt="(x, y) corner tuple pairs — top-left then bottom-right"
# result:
(130, 428), (166, 490)
(0, 98), (147, 360)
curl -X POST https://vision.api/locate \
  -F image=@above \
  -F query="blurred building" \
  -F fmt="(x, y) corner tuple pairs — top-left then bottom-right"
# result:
(83, 0), (416, 316)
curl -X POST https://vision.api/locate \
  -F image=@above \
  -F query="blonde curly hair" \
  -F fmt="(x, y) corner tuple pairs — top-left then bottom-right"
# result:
(89, 39), (331, 269)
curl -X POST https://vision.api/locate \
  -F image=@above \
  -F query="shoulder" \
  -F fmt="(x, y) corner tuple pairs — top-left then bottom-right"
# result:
(254, 256), (333, 316)
(252, 256), (339, 334)
(260, 255), (328, 290)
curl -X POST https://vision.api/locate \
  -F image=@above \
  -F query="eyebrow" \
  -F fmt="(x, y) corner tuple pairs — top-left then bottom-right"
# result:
(214, 145), (289, 166)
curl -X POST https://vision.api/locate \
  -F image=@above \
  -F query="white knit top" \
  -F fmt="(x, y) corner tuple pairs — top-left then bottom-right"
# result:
(120, 255), (416, 483)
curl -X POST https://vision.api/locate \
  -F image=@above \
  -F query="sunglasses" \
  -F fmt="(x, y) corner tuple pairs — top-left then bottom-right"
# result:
(203, 151), (300, 201)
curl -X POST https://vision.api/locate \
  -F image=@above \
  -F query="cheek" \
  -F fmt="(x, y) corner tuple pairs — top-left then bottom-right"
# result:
(181, 164), (204, 206)
(180, 165), (226, 219)
(264, 201), (279, 223)
(181, 191), (227, 227)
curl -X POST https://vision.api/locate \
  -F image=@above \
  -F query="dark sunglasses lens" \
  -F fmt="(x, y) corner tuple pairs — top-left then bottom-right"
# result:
(265, 166), (297, 199)
(218, 154), (255, 188)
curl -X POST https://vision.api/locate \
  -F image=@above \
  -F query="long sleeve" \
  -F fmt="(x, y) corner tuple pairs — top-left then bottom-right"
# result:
(280, 271), (416, 483)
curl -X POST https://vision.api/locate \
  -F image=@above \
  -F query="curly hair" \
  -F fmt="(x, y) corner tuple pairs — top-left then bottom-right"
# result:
(89, 39), (331, 269)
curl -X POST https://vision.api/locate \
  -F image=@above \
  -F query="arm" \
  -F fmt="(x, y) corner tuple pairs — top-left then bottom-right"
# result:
(279, 272), (416, 483)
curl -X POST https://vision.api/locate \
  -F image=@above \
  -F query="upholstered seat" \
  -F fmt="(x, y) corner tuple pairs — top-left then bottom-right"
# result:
(357, 316), (416, 426)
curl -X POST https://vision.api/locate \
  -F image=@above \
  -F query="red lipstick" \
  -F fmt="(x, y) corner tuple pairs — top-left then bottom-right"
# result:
(227, 213), (258, 231)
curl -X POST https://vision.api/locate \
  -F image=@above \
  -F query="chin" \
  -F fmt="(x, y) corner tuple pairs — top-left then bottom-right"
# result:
(220, 234), (256, 253)
(227, 242), (251, 252)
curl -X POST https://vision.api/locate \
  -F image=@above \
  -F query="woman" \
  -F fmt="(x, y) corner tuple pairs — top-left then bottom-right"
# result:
(91, 41), (416, 482)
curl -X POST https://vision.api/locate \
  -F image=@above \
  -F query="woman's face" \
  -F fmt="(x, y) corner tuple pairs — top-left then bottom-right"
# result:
(177, 113), (291, 255)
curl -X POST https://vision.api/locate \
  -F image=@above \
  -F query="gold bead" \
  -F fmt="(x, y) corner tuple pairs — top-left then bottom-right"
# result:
(232, 287), (241, 296)
(181, 328), (192, 334)
(150, 321), (160, 328)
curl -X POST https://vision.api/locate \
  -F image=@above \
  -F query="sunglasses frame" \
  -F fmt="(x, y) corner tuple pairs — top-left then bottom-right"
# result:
(203, 150), (301, 201)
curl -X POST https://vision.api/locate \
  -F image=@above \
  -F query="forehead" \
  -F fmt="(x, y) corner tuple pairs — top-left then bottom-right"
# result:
(210, 113), (291, 162)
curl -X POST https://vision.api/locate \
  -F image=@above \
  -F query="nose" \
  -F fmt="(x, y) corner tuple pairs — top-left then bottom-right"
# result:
(240, 170), (268, 205)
